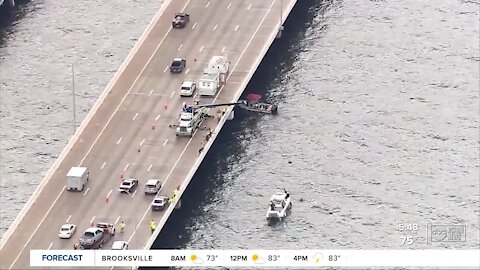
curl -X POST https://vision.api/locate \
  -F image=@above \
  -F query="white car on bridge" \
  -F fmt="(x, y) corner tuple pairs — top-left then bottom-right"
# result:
(58, 224), (76, 239)
(111, 241), (129, 250)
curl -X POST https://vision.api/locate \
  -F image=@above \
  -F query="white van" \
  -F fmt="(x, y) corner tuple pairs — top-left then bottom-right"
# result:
(66, 167), (89, 191)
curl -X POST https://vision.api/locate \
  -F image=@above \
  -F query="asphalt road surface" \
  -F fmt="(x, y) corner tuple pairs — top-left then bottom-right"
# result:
(0, 0), (296, 269)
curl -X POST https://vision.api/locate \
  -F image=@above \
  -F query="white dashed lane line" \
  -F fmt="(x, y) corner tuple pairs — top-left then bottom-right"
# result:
(66, 215), (72, 223)
(205, 1), (210, 8)
(83, 188), (90, 196)
(192, 22), (197, 29)
(235, 25), (239, 31)
(116, 137), (123, 145)
(101, 161), (107, 170)
(132, 113), (138, 121)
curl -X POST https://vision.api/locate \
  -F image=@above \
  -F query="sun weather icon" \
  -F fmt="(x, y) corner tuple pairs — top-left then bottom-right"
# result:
(251, 254), (266, 264)
(190, 254), (204, 264)
(313, 252), (324, 264)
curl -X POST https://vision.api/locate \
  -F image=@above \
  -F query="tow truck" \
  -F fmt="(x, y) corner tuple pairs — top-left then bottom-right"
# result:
(175, 102), (246, 137)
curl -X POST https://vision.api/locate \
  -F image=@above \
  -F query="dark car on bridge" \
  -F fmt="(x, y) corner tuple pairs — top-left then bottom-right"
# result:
(170, 58), (186, 73)
(172, 13), (189, 28)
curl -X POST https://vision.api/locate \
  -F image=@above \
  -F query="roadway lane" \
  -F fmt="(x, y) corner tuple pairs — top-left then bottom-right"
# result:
(0, 0), (296, 268)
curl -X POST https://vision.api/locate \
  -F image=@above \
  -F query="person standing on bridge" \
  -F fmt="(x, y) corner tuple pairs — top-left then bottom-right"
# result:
(120, 221), (125, 233)
(150, 220), (156, 234)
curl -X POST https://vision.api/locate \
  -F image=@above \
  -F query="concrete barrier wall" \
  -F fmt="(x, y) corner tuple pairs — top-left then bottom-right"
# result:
(0, 0), (172, 248)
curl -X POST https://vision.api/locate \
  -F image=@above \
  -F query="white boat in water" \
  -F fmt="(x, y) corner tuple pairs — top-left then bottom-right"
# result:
(266, 191), (292, 221)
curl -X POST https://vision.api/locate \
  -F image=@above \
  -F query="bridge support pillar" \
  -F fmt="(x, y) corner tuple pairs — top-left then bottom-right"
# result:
(174, 199), (182, 209)
(276, 25), (284, 39)
(227, 109), (234, 120)
(8, 0), (15, 7)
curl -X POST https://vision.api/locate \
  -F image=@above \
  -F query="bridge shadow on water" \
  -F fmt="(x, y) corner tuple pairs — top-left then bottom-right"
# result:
(140, 0), (334, 269)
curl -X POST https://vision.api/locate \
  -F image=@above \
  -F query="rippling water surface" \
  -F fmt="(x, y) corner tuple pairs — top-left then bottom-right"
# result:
(1, 0), (479, 258)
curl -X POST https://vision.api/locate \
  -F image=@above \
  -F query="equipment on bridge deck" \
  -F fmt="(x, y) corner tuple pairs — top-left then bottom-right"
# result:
(175, 101), (246, 138)
(66, 167), (89, 192)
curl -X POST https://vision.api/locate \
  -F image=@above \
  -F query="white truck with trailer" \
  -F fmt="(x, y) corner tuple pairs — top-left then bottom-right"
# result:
(66, 167), (89, 191)
(175, 106), (209, 137)
(198, 56), (229, 96)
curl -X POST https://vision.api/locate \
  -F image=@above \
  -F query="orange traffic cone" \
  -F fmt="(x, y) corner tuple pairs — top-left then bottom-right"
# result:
(137, 147), (141, 153)
(164, 102), (168, 110)
(152, 124), (155, 130)
(120, 172), (124, 179)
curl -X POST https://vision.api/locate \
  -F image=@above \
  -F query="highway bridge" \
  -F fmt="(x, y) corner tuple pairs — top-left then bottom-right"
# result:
(0, 0), (297, 268)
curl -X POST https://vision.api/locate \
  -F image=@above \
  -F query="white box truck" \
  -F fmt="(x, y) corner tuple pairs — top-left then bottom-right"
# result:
(198, 56), (229, 97)
(198, 72), (220, 96)
(66, 167), (89, 191)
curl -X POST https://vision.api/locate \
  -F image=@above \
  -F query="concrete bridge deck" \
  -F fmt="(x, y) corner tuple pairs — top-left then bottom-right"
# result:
(0, 0), (297, 269)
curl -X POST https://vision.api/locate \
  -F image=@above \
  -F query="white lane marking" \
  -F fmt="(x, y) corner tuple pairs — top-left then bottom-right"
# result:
(205, 1), (210, 7)
(132, 112), (138, 121)
(106, 190), (113, 199)
(140, 138), (145, 146)
(101, 161), (107, 170)
(170, 91), (175, 98)
(116, 137), (123, 145)
(192, 22), (197, 29)
(10, 0), (193, 266)
(124, 163), (130, 172)
(131, 190), (137, 198)
(199, 46), (204, 52)
(9, 185), (65, 268)
(149, 90), (153, 96)
(185, 68), (190, 74)
(147, 164), (153, 172)
(163, 139), (168, 146)
(234, 25), (239, 31)
(48, 243), (53, 250)
(90, 216), (95, 225)
(66, 215), (72, 223)
(115, 216), (120, 225)
(177, 44), (183, 51)
(227, 2), (232, 9)
(247, 4), (252, 10)
(128, 231), (136, 243)
(221, 46), (226, 53)
(213, 24), (218, 31)
(163, 66), (168, 73)
(83, 188), (90, 196)
(155, 114), (161, 121)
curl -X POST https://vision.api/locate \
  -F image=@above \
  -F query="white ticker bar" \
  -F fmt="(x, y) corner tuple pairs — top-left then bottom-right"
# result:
(31, 249), (480, 268)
